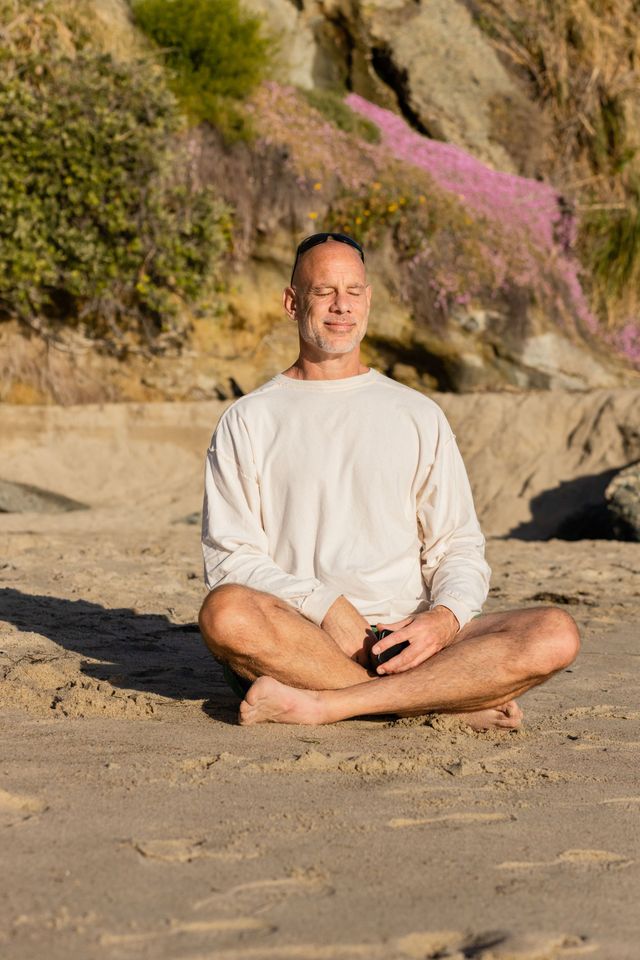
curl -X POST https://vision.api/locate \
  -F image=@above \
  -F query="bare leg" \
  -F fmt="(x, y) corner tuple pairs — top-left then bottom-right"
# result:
(199, 584), (369, 690)
(239, 607), (580, 726)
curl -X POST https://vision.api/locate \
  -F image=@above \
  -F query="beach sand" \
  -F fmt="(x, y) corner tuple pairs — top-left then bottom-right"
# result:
(1, 400), (639, 959)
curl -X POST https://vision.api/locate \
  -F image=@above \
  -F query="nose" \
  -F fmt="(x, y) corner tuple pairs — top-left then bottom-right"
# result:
(329, 290), (351, 314)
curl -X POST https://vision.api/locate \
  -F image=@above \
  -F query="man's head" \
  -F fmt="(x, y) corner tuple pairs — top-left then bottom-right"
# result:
(284, 233), (372, 358)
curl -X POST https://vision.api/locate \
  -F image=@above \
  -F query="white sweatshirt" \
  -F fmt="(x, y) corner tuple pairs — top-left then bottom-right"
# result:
(202, 369), (490, 628)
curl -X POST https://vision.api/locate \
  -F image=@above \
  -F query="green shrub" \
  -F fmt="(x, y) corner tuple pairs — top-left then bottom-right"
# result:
(0, 50), (230, 349)
(301, 89), (381, 144)
(580, 180), (640, 318)
(132, 0), (272, 138)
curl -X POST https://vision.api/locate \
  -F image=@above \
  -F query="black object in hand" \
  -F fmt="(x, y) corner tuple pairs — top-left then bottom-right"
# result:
(372, 629), (410, 666)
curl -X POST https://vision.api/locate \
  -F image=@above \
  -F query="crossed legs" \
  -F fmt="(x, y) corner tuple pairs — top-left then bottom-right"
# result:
(198, 585), (580, 728)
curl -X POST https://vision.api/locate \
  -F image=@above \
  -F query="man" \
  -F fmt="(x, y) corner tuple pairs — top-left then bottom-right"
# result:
(199, 233), (579, 728)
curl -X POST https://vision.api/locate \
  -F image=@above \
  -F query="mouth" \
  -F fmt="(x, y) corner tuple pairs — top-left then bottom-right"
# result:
(323, 322), (355, 331)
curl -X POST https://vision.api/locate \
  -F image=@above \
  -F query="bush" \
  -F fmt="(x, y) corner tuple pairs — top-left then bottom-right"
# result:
(301, 89), (380, 144)
(132, 0), (272, 138)
(580, 179), (640, 320)
(0, 50), (230, 350)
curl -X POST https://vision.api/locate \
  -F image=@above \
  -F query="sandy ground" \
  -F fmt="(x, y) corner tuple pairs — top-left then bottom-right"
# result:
(1, 399), (639, 959)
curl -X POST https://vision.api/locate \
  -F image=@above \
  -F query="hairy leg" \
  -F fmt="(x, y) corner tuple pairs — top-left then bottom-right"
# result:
(199, 584), (369, 690)
(239, 606), (580, 726)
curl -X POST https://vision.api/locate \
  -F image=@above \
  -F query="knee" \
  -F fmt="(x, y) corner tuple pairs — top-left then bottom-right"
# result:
(198, 584), (272, 657)
(531, 607), (581, 676)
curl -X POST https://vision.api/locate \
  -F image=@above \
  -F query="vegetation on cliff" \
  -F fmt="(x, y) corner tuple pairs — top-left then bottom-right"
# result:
(470, 0), (640, 362)
(0, 0), (638, 395)
(0, 0), (230, 352)
(132, 0), (272, 139)
(247, 83), (590, 337)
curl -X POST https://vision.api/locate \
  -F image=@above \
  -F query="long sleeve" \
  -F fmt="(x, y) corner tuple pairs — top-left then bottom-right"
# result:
(201, 409), (341, 626)
(417, 430), (490, 628)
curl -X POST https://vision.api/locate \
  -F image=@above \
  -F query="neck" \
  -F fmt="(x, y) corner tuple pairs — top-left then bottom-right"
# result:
(283, 348), (369, 381)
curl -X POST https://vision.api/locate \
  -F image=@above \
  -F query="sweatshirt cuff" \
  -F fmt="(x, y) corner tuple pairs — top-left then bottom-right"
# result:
(430, 594), (475, 630)
(300, 585), (343, 626)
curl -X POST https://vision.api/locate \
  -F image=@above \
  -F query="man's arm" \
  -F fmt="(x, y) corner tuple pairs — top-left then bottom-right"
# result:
(371, 429), (490, 674)
(202, 411), (341, 626)
(321, 595), (372, 665)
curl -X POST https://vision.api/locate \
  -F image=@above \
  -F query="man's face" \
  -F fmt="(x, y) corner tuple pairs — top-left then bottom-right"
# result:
(284, 240), (372, 356)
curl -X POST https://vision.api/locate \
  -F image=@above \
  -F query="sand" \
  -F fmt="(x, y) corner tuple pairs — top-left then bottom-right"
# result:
(1, 398), (639, 959)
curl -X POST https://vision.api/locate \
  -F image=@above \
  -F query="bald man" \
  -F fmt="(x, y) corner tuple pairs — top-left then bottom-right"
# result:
(199, 233), (579, 728)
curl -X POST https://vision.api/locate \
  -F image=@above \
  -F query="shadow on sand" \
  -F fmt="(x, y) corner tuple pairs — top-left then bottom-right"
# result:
(0, 588), (238, 723)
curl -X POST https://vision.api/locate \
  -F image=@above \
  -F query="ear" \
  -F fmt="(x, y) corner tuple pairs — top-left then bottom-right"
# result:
(283, 285), (297, 320)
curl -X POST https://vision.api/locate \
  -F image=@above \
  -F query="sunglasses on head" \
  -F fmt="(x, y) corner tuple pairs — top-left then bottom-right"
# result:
(291, 232), (365, 284)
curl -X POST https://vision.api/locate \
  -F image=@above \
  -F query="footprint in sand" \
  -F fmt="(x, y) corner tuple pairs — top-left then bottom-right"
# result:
(563, 705), (640, 721)
(389, 811), (515, 828)
(253, 749), (445, 777)
(192, 869), (334, 916)
(0, 788), (47, 826)
(600, 796), (640, 805)
(100, 916), (273, 948)
(165, 929), (594, 959)
(498, 848), (633, 871)
(397, 929), (594, 959)
(131, 837), (260, 863)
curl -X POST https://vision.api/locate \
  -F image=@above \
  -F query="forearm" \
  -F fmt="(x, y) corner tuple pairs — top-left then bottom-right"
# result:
(321, 595), (372, 664)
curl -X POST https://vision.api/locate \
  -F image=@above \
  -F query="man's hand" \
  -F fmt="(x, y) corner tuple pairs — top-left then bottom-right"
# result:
(371, 605), (460, 674)
(321, 596), (372, 667)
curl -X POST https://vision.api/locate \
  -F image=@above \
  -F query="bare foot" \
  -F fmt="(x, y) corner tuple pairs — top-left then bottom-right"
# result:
(455, 700), (523, 731)
(239, 676), (326, 726)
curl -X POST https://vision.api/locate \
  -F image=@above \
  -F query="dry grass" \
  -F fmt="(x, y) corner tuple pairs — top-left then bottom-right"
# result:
(472, 0), (640, 183)
(0, 0), (149, 62)
(472, 0), (640, 330)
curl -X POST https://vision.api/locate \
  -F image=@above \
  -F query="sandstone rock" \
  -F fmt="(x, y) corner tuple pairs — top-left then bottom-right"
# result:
(0, 479), (87, 514)
(605, 462), (640, 541)
(243, 0), (326, 89)
(512, 332), (619, 391)
(249, 0), (544, 176)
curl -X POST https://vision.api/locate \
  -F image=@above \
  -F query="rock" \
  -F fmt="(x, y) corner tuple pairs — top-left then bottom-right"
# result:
(243, 0), (325, 89)
(0, 479), (87, 514)
(514, 332), (619, 390)
(353, 0), (542, 174)
(605, 462), (640, 540)
(249, 0), (545, 176)
(177, 512), (201, 526)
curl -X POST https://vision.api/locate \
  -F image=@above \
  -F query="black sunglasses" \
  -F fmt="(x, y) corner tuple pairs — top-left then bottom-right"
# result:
(291, 232), (365, 284)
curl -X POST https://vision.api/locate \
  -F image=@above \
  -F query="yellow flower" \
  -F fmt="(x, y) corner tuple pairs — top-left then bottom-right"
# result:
(372, 182), (382, 191)
(418, 195), (426, 204)
(387, 203), (398, 213)
(308, 211), (318, 220)
(399, 197), (406, 205)
(313, 182), (322, 191)
(355, 216), (362, 224)
(364, 209), (370, 216)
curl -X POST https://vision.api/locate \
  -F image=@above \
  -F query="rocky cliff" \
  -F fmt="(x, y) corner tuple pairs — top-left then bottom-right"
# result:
(1, 0), (639, 403)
